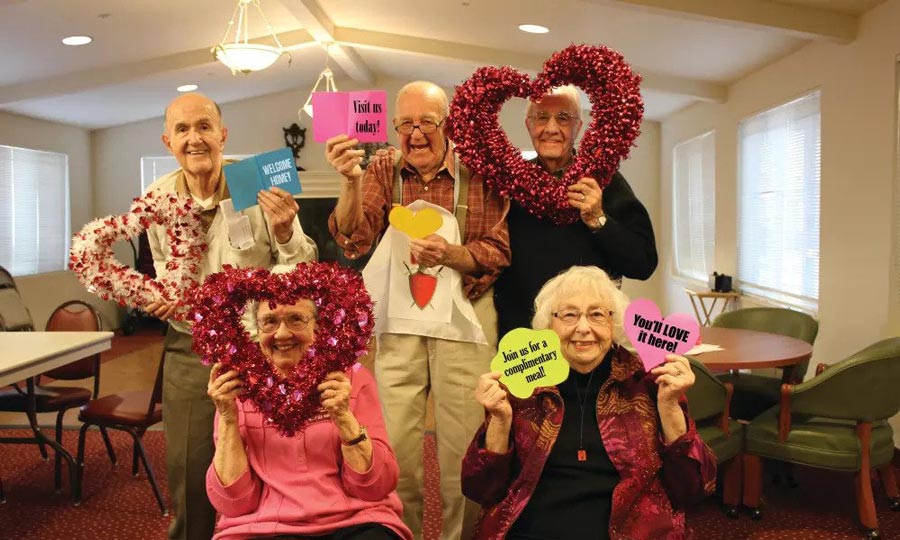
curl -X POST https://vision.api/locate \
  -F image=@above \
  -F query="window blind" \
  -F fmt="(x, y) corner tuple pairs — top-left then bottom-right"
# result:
(738, 91), (820, 310)
(0, 145), (70, 277)
(673, 131), (715, 282)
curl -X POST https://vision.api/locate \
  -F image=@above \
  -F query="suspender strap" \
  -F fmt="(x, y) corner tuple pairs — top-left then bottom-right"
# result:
(455, 162), (470, 242)
(391, 155), (471, 242)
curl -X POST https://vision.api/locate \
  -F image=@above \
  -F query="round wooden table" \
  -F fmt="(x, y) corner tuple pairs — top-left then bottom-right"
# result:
(695, 327), (814, 381)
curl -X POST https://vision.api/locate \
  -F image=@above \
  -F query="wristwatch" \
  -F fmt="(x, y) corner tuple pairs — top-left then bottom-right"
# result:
(594, 214), (607, 229)
(341, 425), (368, 446)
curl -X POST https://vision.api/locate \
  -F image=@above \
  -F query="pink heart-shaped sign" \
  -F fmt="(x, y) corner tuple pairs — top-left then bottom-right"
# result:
(624, 298), (699, 371)
(445, 44), (643, 225)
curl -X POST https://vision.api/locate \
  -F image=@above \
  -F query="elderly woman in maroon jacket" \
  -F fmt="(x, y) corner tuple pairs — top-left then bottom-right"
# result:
(462, 266), (716, 540)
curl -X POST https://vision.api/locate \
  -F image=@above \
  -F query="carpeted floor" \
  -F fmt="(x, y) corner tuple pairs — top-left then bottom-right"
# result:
(2, 331), (899, 539)
(1, 427), (899, 540)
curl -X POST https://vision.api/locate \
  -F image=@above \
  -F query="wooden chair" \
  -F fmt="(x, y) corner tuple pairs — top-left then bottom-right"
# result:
(685, 356), (743, 517)
(0, 300), (113, 497)
(714, 307), (819, 421)
(743, 337), (900, 539)
(75, 348), (167, 514)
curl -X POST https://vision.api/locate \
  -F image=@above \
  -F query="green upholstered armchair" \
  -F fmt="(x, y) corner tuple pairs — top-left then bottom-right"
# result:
(685, 356), (743, 518)
(742, 337), (900, 540)
(714, 307), (818, 420)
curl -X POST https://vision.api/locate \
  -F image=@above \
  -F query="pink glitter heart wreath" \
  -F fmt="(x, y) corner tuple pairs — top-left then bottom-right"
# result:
(188, 263), (375, 436)
(445, 44), (643, 225)
(69, 191), (205, 320)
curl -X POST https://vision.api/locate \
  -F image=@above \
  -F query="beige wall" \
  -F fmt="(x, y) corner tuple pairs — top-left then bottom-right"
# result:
(658, 0), (900, 441)
(0, 111), (120, 329)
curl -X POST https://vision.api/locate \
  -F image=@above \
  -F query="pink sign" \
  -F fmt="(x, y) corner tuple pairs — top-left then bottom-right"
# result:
(312, 90), (387, 143)
(624, 298), (699, 371)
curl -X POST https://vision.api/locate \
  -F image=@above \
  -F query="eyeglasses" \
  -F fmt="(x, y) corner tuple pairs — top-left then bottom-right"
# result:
(257, 312), (313, 333)
(529, 111), (579, 127)
(552, 308), (613, 326)
(394, 119), (444, 135)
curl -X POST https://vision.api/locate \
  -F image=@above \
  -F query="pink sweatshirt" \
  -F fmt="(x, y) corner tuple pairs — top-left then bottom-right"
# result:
(206, 364), (413, 540)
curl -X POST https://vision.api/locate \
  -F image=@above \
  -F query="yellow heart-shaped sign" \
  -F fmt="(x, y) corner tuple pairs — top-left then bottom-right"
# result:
(388, 206), (443, 239)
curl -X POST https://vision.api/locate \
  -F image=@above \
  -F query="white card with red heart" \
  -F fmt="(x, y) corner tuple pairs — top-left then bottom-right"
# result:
(624, 298), (699, 371)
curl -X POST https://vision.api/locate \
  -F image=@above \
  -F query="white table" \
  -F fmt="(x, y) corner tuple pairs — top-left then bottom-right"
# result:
(0, 332), (113, 386)
(0, 331), (113, 501)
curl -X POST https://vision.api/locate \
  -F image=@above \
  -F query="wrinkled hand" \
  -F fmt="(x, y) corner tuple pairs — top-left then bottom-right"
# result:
(318, 371), (353, 427)
(474, 372), (512, 422)
(145, 300), (177, 322)
(325, 135), (364, 182)
(567, 177), (604, 228)
(258, 187), (299, 244)
(651, 354), (695, 408)
(207, 363), (244, 426)
(409, 234), (448, 268)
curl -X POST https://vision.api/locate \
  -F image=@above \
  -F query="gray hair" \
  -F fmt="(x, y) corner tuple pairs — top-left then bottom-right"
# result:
(525, 84), (582, 119)
(531, 266), (628, 345)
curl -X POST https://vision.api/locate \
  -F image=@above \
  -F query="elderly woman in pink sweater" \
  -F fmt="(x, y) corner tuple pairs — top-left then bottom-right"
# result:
(205, 296), (412, 540)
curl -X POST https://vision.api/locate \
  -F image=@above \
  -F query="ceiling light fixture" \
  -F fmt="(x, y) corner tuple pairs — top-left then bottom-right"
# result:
(62, 35), (93, 46)
(518, 24), (549, 34)
(300, 44), (338, 119)
(212, 0), (289, 74)
(177, 84), (199, 92)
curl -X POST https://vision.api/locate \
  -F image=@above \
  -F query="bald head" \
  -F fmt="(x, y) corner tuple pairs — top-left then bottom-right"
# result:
(396, 81), (449, 118)
(161, 92), (228, 181)
(164, 93), (223, 129)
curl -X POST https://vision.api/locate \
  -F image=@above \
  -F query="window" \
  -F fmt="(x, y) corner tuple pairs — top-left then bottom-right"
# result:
(672, 131), (715, 281)
(0, 145), (70, 277)
(738, 91), (820, 310)
(141, 155), (253, 192)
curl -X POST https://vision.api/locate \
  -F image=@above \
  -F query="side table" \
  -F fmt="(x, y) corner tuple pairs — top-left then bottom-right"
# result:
(684, 288), (740, 326)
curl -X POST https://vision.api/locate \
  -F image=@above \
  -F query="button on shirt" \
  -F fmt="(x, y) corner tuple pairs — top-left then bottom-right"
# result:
(328, 154), (510, 299)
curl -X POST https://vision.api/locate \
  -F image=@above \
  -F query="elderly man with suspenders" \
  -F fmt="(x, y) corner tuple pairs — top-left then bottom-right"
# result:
(326, 81), (510, 540)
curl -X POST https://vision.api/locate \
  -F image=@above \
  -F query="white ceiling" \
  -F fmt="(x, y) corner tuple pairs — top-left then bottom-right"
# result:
(0, 0), (885, 129)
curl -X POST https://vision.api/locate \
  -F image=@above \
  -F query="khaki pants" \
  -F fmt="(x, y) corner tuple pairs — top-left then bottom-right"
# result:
(161, 329), (217, 540)
(376, 291), (497, 540)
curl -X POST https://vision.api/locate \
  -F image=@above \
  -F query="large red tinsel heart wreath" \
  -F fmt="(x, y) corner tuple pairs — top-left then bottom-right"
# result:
(445, 44), (643, 225)
(188, 263), (375, 436)
(69, 191), (206, 320)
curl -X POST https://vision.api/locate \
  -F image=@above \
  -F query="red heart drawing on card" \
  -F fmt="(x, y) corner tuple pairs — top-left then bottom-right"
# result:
(624, 298), (699, 372)
(445, 44), (643, 225)
(69, 191), (206, 320)
(187, 263), (374, 436)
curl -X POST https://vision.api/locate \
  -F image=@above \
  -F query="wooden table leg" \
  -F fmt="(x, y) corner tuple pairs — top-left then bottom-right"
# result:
(688, 294), (705, 326)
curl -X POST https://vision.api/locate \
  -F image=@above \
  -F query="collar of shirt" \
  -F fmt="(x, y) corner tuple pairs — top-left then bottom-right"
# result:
(173, 161), (233, 210)
(399, 146), (456, 182)
(533, 150), (576, 179)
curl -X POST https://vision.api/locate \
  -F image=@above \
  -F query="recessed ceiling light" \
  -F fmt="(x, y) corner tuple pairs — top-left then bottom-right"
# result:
(177, 84), (199, 92)
(518, 24), (549, 34)
(62, 35), (93, 46)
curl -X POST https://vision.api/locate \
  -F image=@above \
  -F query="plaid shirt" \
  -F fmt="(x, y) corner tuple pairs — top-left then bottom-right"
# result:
(328, 153), (510, 299)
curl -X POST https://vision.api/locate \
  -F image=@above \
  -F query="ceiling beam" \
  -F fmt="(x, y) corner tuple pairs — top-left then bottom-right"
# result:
(597, 0), (857, 43)
(0, 30), (315, 106)
(333, 27), (726, 102)
(277, 0), (374, 84)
